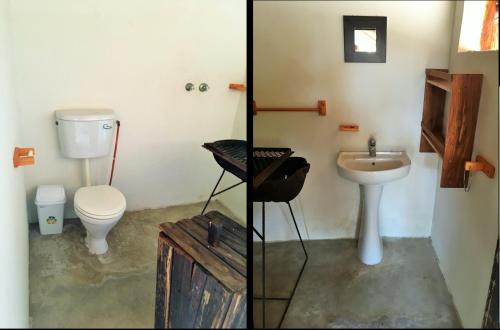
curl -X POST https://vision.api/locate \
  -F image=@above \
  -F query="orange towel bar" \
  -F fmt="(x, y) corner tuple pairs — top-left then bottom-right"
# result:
(253, 100), (326, 116)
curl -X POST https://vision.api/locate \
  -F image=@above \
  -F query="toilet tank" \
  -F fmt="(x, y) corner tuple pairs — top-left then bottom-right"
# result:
(55, 109), (116, 158)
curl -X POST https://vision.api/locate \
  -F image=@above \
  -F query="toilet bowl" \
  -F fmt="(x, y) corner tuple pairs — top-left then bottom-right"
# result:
(74, 185), (126, 255)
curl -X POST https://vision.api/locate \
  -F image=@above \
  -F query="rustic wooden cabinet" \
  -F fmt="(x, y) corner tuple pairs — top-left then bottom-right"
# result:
(155, 211), (247, 328)
(419, 68), (483, 187)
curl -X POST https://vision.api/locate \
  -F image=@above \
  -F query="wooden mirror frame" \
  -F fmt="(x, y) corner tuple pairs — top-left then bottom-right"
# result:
(343, 16), (387, 63)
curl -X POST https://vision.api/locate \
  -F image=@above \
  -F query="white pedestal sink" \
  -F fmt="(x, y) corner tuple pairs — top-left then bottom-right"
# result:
(337, 151), (411, 265)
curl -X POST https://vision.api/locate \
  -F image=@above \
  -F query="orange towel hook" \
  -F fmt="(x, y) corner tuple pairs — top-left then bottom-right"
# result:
(465, 155), (495, 178)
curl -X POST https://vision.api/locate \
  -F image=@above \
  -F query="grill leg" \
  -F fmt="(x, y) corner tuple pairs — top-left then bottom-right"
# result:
(201, 169), (225, 215)
(276, 202), (308, 328)
(262, 201), (266, 329)
(253, 202), (308, 328)
(287, 202), (308, 260)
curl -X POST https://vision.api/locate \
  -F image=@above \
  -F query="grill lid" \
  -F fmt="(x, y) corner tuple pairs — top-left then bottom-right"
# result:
(202, 139), (247, 172)
(203, 139), (247, 182)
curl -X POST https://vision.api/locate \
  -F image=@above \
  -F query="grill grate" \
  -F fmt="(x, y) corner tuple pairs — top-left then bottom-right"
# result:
(210, 140), (247, 165)
(203, 139), (247, 181)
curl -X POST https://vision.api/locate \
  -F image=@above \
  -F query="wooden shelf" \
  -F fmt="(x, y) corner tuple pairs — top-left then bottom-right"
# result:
(419, 68), (483, 188)
(421, 124), (444, 156)
(426, 78), (451, 92)
(253, 100), (326, 116)
(426, 68), (451, 81)
(425, 69), (452, 91)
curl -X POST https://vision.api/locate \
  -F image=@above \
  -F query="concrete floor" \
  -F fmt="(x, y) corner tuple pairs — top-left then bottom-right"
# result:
(253, 238), (462, 328)
(29, 200), (238, 328)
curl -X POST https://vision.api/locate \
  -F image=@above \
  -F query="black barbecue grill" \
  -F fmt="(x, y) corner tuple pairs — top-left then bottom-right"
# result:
(254, 157), (310, 202)
(201, 139), (247, 215)
(252, 147), (310, 329)
(253, 147), (293, 189)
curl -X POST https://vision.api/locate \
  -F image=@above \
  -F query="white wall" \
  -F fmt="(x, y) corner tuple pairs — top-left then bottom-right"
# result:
(8, 0), (246, 222)
(0, 0), (29, 326)
(253, 1), (454, 241)
(219, 89), (247, 223)
(430, 2), (498, 327)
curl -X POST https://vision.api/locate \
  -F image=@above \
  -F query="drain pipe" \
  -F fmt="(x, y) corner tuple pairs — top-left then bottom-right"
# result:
(83, 158), (91, 187)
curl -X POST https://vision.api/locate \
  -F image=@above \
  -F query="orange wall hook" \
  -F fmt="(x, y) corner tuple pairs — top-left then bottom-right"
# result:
(229, 83), (246, 91)
(13, 147), (35, 168)
(464, 155), (495, 178)
(339, 124), (359, 132)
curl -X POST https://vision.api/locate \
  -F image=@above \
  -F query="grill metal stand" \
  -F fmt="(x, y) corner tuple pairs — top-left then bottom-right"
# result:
(201, 169), (245, 215)
(253, 150), (310, 328)
(253, 202), (308, 329)
(201, 140), (247, 215)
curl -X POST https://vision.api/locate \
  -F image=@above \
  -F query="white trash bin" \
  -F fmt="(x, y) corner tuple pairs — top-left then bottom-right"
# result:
(35, 185), (66, 235)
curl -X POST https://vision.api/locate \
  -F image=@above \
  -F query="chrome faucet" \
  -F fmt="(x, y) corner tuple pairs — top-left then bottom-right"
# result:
(368, 137), (376, 157)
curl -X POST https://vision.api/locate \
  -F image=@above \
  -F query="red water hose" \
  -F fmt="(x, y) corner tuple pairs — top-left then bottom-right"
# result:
(109, 120), (120, 186)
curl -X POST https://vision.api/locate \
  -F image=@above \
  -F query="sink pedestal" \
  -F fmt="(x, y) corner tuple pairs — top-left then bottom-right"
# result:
(337, 151), (411, 266)
(358, 184), (383, 265)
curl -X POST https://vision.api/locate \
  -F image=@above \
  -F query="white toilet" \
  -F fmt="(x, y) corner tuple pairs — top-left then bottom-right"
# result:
(55, 109), (126, 255)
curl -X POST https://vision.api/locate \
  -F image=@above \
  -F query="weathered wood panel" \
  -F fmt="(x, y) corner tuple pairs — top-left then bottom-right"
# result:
(154, 236), (167, 328)
(182, 264), (209, 328)
(154, 233), (174, 328)
(193, 276), (232, 328)
(169, 248), (195, 328)
(192, 216), (247, 258)
(159, 222), (245, 293)
(222, 293), (247, 328)
(176, 219), (246, 276)
(155, 211), (247, 329)
(204, 211), (246, 240)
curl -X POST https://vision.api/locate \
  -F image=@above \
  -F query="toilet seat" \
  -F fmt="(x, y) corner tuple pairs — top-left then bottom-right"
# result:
(75, 204), (124, 220)
(74, 185), (126, 220)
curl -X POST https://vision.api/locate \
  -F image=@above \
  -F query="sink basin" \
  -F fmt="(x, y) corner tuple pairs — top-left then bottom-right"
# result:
(337, 151), (411, 185)
(336, 151), (411, 265)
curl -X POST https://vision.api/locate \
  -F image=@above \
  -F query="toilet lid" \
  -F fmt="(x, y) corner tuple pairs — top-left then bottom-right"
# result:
(74, 185), (126, 218)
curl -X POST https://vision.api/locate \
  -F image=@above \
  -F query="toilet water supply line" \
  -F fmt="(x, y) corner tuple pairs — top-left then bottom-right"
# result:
(109, 120), (121, 186)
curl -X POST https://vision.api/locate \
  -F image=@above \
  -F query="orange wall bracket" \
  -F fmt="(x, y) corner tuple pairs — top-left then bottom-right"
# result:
(229, 83), (246, 91)
(465, 155), (495, 178)
(13, 147), (35, 168)
(253, 100), (326, 116)
(339, 124), (359, 132)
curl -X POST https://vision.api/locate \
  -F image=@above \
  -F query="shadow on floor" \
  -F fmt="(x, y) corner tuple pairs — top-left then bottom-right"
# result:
(253, 238), (461, 328)
(29, 200), (237, 328)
